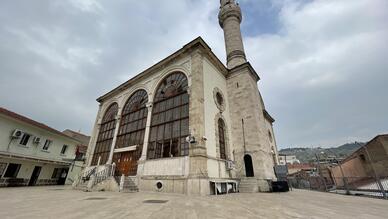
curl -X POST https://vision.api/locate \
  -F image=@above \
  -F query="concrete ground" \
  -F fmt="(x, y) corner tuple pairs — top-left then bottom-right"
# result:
(0, 186), (387, 219)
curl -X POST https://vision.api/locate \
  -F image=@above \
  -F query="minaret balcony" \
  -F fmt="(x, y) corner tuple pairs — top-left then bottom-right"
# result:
(218, 3), (242, 28)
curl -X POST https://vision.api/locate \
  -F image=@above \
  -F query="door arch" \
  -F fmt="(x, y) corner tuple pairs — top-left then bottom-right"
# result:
(244, 154), (254, 177)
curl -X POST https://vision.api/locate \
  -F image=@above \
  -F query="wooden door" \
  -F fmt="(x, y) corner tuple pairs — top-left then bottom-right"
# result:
(113, 151), (138, 176)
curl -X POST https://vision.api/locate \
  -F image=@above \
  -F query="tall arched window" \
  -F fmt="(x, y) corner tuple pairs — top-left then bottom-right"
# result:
(113, 90), (148, 176)
(147, 72), (189, 159)
(116, 89), (148, 149)
(218, 118), (226, 159)
(91, 103), (118, 165)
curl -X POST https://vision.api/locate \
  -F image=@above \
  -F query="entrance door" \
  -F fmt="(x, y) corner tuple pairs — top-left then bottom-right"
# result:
(244, 155), (254, 177)
(57, 168), (69, 185)
(28, 166), (41, 186)
(113, 151), (137, 176)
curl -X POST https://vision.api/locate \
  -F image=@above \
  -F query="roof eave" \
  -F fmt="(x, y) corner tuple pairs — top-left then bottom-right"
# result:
(96, 37), (228, 103)
(263, 109), (275, 123)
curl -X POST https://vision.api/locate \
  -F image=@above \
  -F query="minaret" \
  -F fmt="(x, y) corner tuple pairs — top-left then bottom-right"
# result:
(221, 0), (277, 192)
(219, 0), (247, 69)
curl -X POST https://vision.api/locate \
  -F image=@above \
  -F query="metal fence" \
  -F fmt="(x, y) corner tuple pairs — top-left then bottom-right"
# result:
(288, 175), (388, 199)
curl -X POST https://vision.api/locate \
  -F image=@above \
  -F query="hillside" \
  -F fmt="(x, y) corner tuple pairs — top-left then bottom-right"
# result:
(279, 142), (365, 163)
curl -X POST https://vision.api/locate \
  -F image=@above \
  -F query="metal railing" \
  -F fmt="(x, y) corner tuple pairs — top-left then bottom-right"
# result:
(289, 175), (388, 199)
(80, 166), (96, 182)
(93, 164), (115, 187)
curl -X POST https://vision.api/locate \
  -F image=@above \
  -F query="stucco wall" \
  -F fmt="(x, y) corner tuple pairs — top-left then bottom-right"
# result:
(202, 57), (234, 178)
(0, 157), (73, 186)
(0, 115), (78, 161)
(203, 58), (232, 158)
(141, 157), (189, 176)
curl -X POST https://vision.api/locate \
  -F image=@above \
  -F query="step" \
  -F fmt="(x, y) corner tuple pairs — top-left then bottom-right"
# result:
(238, 178), (259, 193)
(122, 177), (138, 192)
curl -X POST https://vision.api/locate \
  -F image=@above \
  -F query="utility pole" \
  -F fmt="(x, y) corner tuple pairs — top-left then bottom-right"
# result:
(315, 153), (327, 192)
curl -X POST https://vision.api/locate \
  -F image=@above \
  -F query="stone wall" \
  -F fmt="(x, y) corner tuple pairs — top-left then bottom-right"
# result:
(226, 64), (276, 190)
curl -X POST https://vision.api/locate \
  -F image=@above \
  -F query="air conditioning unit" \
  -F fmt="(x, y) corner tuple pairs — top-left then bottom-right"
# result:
(11, 129), (23, 138)
(226, 160), (234, 170)
(33, 137), (41, 144)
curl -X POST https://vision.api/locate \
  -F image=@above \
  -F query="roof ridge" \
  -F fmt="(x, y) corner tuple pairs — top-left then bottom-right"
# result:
(0, 106), (81, 142)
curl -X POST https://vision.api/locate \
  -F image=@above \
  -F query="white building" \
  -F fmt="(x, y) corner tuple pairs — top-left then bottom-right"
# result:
(0, 107), (87, 187)
(279, 155), (300, 165)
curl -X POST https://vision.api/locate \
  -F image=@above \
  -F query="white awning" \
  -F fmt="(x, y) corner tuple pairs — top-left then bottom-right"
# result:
(114, 145), (137, 153)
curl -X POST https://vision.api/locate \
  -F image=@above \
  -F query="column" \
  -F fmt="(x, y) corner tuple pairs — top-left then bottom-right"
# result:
(86, 105), (102, 167)
(139, 102), (153, 161)
(106, 115), (121, 165)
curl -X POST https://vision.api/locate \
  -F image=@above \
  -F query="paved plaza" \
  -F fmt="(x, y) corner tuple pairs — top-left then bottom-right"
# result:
(0, 186), (387, 219)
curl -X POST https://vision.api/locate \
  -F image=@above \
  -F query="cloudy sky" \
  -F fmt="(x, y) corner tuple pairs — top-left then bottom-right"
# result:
(0, 0), (387, 148)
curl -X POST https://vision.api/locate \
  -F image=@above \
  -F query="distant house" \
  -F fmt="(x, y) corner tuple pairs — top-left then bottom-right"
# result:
(330, 134), (388, 187)
(62, 129), (90, 161)
(0, 107), (89, 187)
(287, 163), (315, 175)
(279, 154), (300, 165)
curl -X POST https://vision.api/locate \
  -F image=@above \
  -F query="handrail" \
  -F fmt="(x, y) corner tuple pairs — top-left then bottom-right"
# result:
(93, 164), (114, 186)
(76, 166), (97, 185)
(82, 166), (97, 181)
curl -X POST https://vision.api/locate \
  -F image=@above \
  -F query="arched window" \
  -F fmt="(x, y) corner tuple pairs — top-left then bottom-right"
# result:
(116, 89), (148, 149)
(91, 103), (118, 165)
(113, 90), (148, 176)
(147, 72), (189, 159)
(218, 118), (226, 159)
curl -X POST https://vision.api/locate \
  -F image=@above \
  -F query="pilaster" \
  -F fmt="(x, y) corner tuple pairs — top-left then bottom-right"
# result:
(139, 102), (153, 162)
(107, 115), (121, 164)
(188, 49), (208, 181)
(86, 105), (102, 167)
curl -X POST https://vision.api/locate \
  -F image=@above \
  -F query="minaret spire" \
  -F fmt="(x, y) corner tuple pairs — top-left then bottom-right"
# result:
(219, 0), (247, 69)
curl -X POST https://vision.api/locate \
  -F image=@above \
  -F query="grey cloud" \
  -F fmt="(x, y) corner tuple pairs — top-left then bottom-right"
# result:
(246, 0), (388, 147)
(0, 0), (386, 149)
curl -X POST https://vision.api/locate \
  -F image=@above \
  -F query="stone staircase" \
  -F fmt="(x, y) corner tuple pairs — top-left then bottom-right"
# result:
(239, 178), (259, 193)
(73, 167), (96, 191)
(73, 165), (114, 192)
(121, 176), (139, 192)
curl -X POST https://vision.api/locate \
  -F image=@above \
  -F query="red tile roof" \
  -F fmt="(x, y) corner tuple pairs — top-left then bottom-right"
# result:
(287, 163), (314, 170)
(0, 107), (79, 141)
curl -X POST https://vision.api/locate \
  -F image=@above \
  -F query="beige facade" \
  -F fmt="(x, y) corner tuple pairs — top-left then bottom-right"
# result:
(330, 135), (388, 187)
(0, 107), (86, 187)
(82, 0), (279, 195)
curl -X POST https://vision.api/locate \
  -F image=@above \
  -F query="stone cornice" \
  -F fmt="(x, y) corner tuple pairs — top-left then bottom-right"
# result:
(227, 62), (260, 82)
(263, 109), (275, 123)
(97, 37), (228, 103)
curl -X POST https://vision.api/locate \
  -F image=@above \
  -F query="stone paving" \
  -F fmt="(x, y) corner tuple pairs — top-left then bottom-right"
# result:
(0, 186), (387, 219)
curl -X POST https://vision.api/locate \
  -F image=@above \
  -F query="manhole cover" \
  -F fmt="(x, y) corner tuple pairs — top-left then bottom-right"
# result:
(143, 200), (169, 204)
(84, 197), (107, 200)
